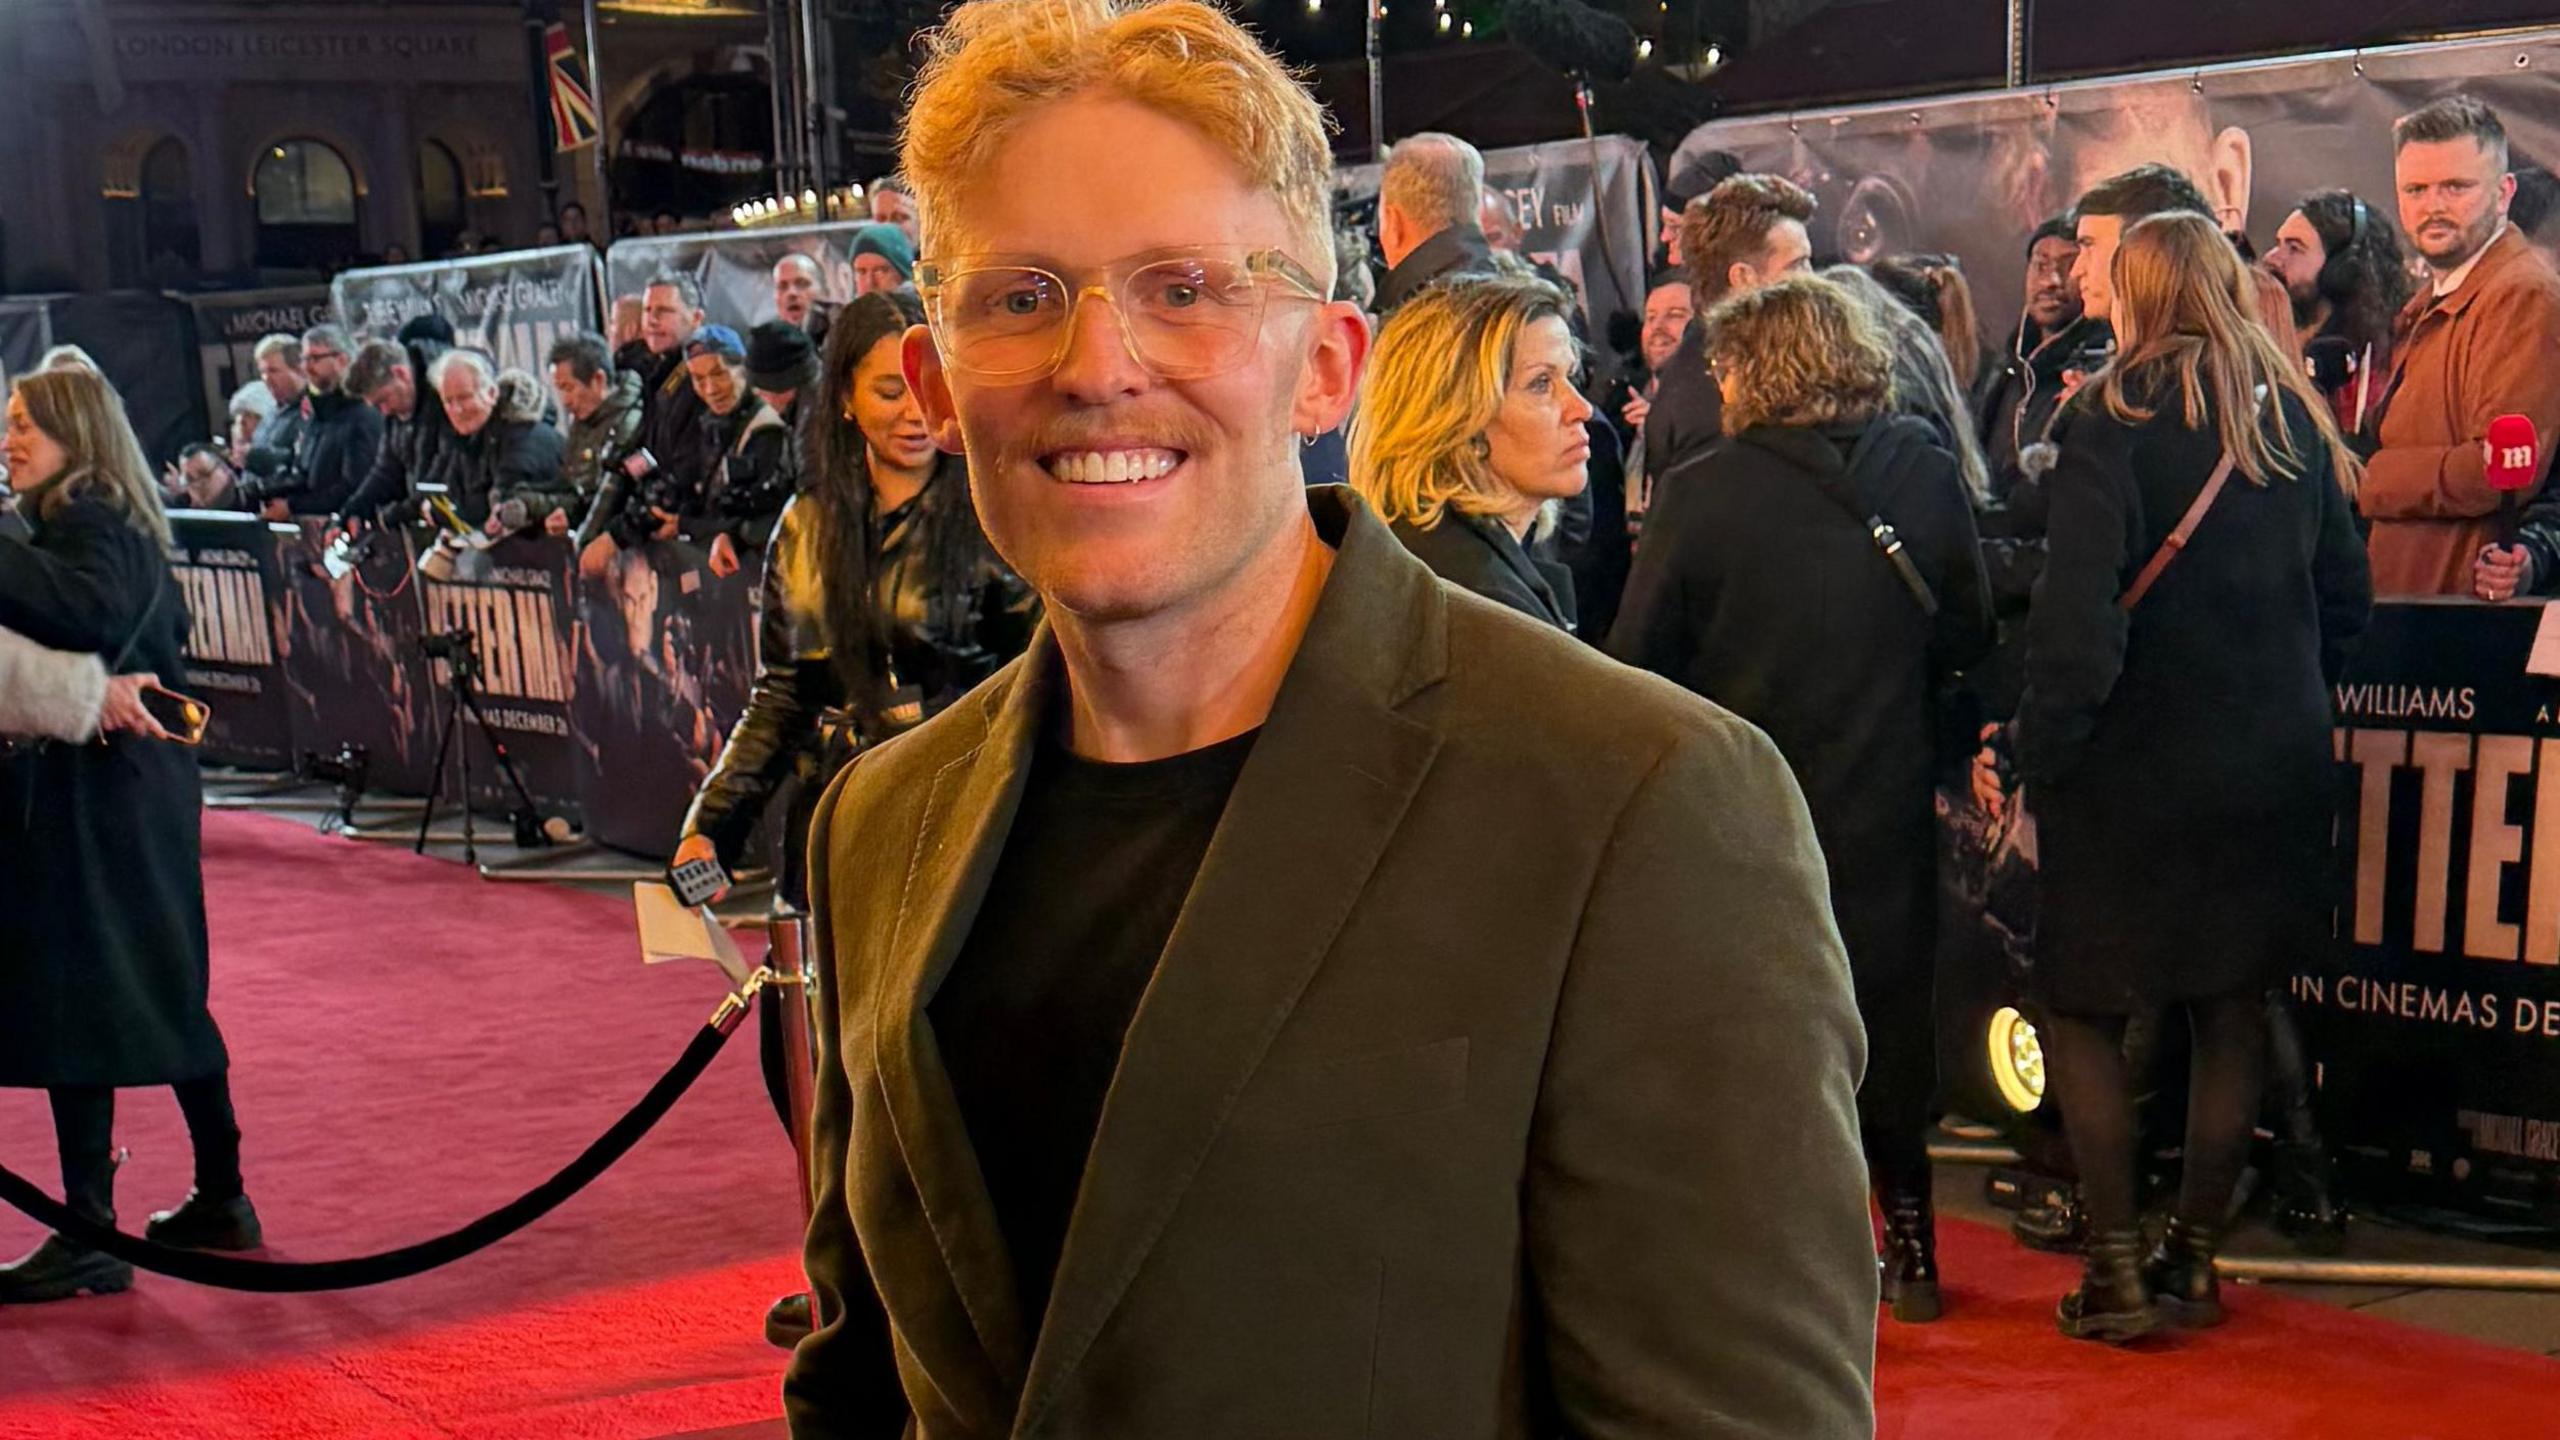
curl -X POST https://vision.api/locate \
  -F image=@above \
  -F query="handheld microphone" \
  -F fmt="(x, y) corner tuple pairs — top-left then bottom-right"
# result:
(2304, 336), (2355, 395)
(2485, 413), (2540, 547)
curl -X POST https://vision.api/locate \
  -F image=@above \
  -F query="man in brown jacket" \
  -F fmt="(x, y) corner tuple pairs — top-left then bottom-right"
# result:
(779, 1), (1878, 1436)
(2364, 94), (2560, 597)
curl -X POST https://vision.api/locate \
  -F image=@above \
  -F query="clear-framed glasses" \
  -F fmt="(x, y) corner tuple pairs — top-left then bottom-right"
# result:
(915, 247), (1327, 384)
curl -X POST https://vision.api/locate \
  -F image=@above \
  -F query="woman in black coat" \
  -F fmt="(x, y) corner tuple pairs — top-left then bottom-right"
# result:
(667, 291), (1034, 1347)
(0, 368), (261, 1306)
(1609, 273), (1992, 1325)
(1981, 213), (2371, 1343)
(1348, 274), (1593, 633)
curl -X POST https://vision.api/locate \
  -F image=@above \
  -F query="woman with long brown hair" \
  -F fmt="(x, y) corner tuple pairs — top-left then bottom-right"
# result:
(0, 368), (261, 1304)
(667, 291), (1033, 1345)
(1978, 211), (2371, 1343)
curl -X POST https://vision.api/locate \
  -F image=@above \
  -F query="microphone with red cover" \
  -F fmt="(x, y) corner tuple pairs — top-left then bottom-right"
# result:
(2486, 413), (2540, 545)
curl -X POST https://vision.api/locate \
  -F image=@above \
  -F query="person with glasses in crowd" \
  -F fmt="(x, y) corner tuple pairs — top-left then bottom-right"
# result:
(780, 1), (1876, 1434)
(1349, 273), (1592, 631)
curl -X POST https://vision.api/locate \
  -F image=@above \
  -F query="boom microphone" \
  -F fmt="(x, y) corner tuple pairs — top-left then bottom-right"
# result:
(2485, 413), (2539, 546)
(1502, 0), (1638, 83)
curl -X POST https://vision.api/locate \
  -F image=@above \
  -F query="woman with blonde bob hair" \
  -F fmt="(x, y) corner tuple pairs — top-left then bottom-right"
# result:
(1611, 272), (1992, 1327)
(1977, 210), (2370, 1344)
(1, 367), (262, 1305)
(1350, 273), (1592, 630)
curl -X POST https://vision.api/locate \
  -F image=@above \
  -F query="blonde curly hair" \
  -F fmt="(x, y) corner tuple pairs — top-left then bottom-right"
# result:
(902, 0), (1337, 284)
(1702, 274), (1892, 434)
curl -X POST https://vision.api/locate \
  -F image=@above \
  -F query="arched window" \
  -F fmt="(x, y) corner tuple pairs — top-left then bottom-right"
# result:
(108, 136), (201, 286)
(141, 139), (199, 266)
(419, 140), (467, 259)
(253, 138), (359, 272)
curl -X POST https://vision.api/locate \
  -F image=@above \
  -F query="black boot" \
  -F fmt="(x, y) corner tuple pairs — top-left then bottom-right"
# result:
(146, 1189), (264, 1252)
(1878, 1187), (1942, 1323)
(2145, 1214), (2225, 1329)
(2011, 1185), (2085, 1254)
(765, 1290), (813, 1349)
(0, 1153), (131, 1305)
(2270, 1142), (2347, 1256)
(2056, 1227), (2158, 1343)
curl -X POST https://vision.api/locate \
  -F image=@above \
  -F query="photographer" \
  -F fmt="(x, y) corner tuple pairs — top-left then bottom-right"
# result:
(423, 350), (573, 532)
(337, 321), (456, 527)
(546, 332), (643, 539)
(241, 324), (382, 519)
(2, 368), (261, 1305)
(235, 333), (309, 500)
(600, 326), (793, 577)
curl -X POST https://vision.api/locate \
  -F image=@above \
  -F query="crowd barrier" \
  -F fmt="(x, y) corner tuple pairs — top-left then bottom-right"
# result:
(169, 511), (759, 860)
(1930, 601), (2560, 1229)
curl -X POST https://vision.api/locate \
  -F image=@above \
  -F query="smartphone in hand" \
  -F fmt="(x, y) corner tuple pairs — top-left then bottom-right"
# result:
(139, 683), (212, 746)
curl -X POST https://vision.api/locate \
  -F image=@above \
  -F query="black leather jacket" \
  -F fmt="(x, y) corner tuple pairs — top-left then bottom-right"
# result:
(679, 467), (1038, 888)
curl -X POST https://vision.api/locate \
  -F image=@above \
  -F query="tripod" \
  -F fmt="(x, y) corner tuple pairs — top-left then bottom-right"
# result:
(416, 628), (546, 865)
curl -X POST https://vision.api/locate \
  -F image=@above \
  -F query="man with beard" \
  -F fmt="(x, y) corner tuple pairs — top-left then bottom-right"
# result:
(2362, 95), (2560, 597)
(1975, 218), (2100, 501)
(2260, 189), (2410, 437)
(338, 324), (456, 528)
(246, 323), (383, 519)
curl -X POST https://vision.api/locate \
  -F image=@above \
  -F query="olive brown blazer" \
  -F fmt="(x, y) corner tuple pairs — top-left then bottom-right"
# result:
(784, 485), (1877, 1439)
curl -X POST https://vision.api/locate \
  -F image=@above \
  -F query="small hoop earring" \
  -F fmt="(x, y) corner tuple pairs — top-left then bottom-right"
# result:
(1301, 430), (1319, 448)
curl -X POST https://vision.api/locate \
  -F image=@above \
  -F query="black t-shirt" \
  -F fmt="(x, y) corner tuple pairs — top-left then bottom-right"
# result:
(929, 724), (1260, 1322)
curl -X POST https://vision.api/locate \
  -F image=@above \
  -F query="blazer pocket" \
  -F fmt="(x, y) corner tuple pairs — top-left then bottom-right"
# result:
(1233, 1036), (1470, 1134)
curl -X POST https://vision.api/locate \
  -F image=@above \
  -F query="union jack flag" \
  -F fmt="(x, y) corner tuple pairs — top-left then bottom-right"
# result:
(545, 23), (601, 152)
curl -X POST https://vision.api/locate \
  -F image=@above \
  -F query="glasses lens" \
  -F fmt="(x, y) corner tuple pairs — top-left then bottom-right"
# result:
(1121, 257), (1261, 378)
(939, 267), (1070, 377)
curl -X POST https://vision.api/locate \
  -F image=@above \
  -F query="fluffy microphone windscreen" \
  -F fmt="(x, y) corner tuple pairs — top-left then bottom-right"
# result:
(1502, 0), (1638, 83)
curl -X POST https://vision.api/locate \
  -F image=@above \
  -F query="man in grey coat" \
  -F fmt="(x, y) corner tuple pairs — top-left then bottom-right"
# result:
(782, 3), (1876, 1436)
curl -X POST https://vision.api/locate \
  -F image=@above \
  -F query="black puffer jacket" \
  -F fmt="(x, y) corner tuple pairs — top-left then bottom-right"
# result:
(612, 393), (797, 549)
(421, 373), (572, 528)
(338, 335), (453, 523)
(284, 388), (386, 516)
(679, 466), (1038, 897)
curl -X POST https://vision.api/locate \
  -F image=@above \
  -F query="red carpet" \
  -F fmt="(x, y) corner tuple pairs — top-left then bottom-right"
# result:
(5, 812), (2555, 1438)
(0, 811), (801, 1440)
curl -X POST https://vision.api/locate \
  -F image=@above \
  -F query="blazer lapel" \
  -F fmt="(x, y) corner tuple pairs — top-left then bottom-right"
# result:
(864, 638), (1063, 1428)
(1013, 489), (1449, 1436)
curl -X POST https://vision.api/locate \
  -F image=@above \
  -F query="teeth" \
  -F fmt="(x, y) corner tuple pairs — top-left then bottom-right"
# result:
(1047, 448), (1180, 484)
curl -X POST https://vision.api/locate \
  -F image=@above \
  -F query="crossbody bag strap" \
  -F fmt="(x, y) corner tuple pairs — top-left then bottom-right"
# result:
(2119, 450), (2236, 613)
(1813, 424), (1940, 618)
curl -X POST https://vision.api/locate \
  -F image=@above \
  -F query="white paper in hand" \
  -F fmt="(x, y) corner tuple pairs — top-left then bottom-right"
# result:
(634, 881), (750, 987)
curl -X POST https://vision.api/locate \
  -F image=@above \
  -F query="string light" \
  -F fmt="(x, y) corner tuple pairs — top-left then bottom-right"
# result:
(1460, 18), (1472, 36)
(1637, 38), (1651, 58)
(1705, 41), (1722, 65)
(1306, 0), (1320, 11)
(1436, 10), (1449, 30)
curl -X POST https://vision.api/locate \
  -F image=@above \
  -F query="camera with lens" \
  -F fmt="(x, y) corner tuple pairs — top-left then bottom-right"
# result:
(420, 628), (477, 663)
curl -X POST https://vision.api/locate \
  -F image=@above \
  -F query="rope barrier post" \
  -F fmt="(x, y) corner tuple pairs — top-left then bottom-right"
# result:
(767, 911), (822, 1327)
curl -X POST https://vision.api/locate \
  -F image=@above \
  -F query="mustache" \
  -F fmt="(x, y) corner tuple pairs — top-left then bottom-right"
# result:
(1010, 413), (1219, 462)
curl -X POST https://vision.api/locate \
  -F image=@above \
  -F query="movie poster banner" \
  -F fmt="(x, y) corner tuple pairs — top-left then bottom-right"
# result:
(605, 220), (878, 334)
(2309, 600), (2560, 1222)
(1337, 134), (1652, 369)
(331, 245), (603, 378)
(166, 511), (295, 769)
(570, 537), (761, 858)
(181, 286), (334, 430)
(275, 518), (438, 794)
(416, 535), (582, 820)
(1665, 28), (2560, 345)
